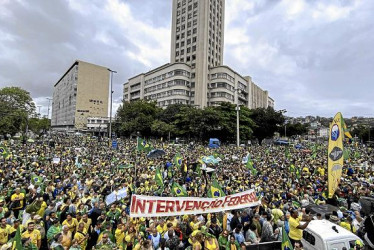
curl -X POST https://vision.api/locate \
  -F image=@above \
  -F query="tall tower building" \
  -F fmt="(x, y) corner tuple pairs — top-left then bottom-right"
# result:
(124, 0), (273, 110)
(170, 0), (225, 107)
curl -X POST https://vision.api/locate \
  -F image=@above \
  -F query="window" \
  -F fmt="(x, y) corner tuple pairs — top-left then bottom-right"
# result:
(176, 43), (179, 49)
(192, 37), (197, 43)
(176, 35), (180, 40)
(193, 28), (197, 34)
(192, 45), (196, 52)
(181, 49), (184, 55)
(187, 47), (191, 53)
(302, 231), (315, 246)
(187, 39), (191, 45)
(181, 41), (185, 46)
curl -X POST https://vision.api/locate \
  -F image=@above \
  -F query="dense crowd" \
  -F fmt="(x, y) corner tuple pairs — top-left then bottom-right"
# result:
(0, 134), (373, 249)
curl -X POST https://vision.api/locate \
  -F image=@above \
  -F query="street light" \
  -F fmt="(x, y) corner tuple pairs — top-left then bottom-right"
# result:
(235, 88), (241, 147)
(46, 97), (52, 119)
(108, 69), (117, 139)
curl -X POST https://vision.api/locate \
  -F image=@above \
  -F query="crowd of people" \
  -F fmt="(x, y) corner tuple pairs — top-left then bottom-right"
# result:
(0, 134), (373, 249)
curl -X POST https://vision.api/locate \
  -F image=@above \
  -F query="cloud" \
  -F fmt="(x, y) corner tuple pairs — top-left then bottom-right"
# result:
(0, 0), (373, 118)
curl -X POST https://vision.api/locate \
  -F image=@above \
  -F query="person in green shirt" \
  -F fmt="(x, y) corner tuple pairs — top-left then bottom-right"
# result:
(47, 219), (62, 243)
(226, 235), (240, 250)
(218, 230), (229, 250)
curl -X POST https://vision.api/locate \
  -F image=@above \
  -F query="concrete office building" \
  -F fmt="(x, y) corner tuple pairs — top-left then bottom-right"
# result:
(51, 60), (110, 131)
(124, 0), (273, 109)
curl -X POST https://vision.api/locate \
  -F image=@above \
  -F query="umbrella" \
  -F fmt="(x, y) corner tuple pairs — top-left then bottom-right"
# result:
(147, 149), (166, 159)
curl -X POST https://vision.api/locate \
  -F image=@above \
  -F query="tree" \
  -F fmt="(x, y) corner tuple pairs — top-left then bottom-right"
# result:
(0, 87), (35, 137)
(151, 120), (176, 138)
(281, 122), (309, 137)
(214, 102), (254, 142)
(28, 118), (51, 135)
(115, 100), (161, 137)
(250, 107), (285, 144)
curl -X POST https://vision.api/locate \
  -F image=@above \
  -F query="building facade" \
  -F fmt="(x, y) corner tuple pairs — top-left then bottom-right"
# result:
(51, 60), (110, 131)
(124, 0), (273, 109)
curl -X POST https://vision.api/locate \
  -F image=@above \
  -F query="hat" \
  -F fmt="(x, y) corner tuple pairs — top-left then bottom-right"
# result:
(329, 215), (339, 223)
(34, 215), (42, 220)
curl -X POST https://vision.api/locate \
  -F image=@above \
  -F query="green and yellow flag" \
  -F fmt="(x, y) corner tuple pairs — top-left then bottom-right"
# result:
(137, 137), (152, 152)
(207, 180), (225, 198)
(155, 167), (164, 187)
(0, 146), (9, 158)
(12, 226), (22, 250)
(31, 175), (42, 185)
(171, 182), (188, 197)
(328, 112), (344, 198)
(281, 226), (293, 250)
(173, 153), (183, 168)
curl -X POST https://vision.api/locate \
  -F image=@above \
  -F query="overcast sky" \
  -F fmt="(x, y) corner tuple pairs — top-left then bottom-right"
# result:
(1, 0), (373, 118)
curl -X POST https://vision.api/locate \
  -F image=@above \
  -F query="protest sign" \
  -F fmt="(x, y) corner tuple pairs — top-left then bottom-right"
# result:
(130, 189), (260, 217)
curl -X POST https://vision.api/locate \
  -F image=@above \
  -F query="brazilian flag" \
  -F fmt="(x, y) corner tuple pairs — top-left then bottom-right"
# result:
(0, 146), (9, 158)
(155, 167), (164, 187)
(281, 226), (294, 250)
(173, 153), (183, 168)
(12, 226), (23, 250)
(343, 149), (350, 160)
(246, 159), (257, 176)
(207, 180), (225, 198)
(137, 137), (152, 152)
(31, 175), (42, 185)
(171, 182), (188, 197)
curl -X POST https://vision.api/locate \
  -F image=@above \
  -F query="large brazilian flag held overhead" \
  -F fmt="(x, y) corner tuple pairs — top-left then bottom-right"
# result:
(328, 112), (344, 198)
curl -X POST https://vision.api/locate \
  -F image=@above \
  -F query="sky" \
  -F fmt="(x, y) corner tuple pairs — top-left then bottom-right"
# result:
(0, 0), (373, 118)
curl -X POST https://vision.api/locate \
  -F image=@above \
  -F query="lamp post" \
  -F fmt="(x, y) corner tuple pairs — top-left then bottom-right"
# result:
(235, 88), (241, 147)
(46, 98), (52, 119)
(108, 69), (117, 139)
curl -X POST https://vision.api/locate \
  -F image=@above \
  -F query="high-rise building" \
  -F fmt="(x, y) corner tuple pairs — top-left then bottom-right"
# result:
(51, 60), (110, 131)
(124, 0), (273, 109)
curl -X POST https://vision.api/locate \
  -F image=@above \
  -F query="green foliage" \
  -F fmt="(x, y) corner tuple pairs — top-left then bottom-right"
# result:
(114, 100), (282, 143)
(28, 118), (51, 135)
(282, 122), (309, 137)
(115, 100), (161, 137)
(0, 86), (35, 136)
(250, 107), (285, 144)
(352, 125), (374, 143)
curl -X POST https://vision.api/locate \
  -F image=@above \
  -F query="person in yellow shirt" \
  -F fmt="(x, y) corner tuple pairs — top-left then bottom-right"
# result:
(288, 209), (311, 247)
(0, 217), (12, 247)
(62, 213), (78, 234)
(61, 225), (72, 249)
(78, 213), (92, 232)
(115, 223), (126, 247)
(74, 222), (88, 250)
(21, 221), (41, 249)
(156, 220), (167, 236)
(10, 188), (25, 218)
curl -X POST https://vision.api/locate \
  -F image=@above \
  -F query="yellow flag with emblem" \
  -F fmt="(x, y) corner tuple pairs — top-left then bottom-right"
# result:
(328, 112), (344, 198)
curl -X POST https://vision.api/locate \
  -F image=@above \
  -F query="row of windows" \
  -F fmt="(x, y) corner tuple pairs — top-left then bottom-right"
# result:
(175, 37), (197, 48)
(130, 91), (140, 98)
(210, 82), (235, 92)
(144, 80), (192, 94)
(144, 70), (191, 86)
(210, 92), (234, 101)
(145, 89), (193, 100)
(158, 99), (191, 107)
(210, 73), (235, 83)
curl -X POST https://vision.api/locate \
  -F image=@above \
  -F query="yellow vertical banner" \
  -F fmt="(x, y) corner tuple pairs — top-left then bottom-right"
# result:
(328, 112), (344, 198)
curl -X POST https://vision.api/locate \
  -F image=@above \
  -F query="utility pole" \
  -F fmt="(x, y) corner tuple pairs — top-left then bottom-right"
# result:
(107, 69), (117, 140)
(46, 98), (52, 119)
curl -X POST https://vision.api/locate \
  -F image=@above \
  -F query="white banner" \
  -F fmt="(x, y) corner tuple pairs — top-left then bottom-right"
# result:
(130, 189), (260, 218)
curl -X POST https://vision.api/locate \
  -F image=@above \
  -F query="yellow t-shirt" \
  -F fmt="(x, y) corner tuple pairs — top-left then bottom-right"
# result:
(11, 193), (25, 209)
(37, 201), (48, 217)
(62, 218), (78, 233)
(78, 219), (92, 232)
(156, 224), (167, 236)
(115, 228), (125, 247)
(22, 229), (41, 247)
(289, 217), (302, 240)
(0, 225), (12, 245)
(74, 229), (88, 250)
